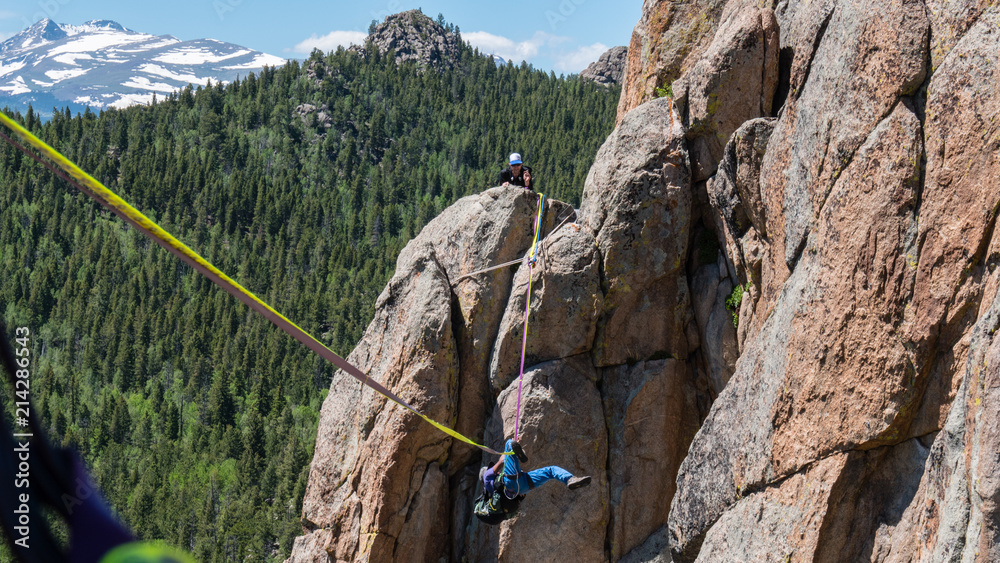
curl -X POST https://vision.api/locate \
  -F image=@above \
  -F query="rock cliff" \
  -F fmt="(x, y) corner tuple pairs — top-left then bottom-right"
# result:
(351, 10), (460, 69)
(580, 46), (629, 86)
(289, 1), (1000, 561)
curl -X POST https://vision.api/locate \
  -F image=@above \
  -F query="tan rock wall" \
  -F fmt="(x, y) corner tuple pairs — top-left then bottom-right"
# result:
(670, 3), (1000, 562)
(294, 243), (458, 562)
(603, 359), (702, 561)
(290, 2), (1000, 562)
(616, 0), (730, 125)
(581, 97), (693, 367)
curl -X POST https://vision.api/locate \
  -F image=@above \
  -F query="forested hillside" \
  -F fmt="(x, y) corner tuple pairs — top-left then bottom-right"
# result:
(0, 34), (618, 561)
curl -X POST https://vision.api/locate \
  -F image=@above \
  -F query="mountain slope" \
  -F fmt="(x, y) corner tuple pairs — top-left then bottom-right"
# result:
(0, 18), (285, 115)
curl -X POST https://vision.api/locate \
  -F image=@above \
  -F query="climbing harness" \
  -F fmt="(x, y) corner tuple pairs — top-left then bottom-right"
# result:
(0, 111), (513, 457)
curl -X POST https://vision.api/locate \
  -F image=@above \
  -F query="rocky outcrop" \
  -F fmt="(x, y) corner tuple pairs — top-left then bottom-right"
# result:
(292, 1), (1000, 561)
(290, 96), (713, 561)
(294, 103), (332, 130)
(398, 188), (571, 468)
(580, 97), (693, 367)
(616, 0), (730, 125)
(877, 294), (1000, 562)
(580, 46), (628, 86)
(672, 6), (779, 182)
(488, 224), (602, 391)
(664, 1), (1000, 562)
(870, 11), (1000, 561)
(353, 10), (459, 69)
(671, 100), (926, 560)
(291, 243), (458, 562)
(603, 359), (702, 561)
(761, 0), (927, 282)
(289, 188), (563, 562)
(688, 254), (739, 393)
(706, 117), (774, 346)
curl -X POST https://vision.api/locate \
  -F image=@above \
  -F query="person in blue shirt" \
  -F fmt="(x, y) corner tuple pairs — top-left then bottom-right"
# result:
(481, 438), (591, 500)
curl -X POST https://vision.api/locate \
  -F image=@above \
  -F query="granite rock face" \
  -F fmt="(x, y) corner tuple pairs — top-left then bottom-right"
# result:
(761, 0), (928, 281)
(488, 224), (603, 392)
(671, 29), (930, 562)
(664, 1), (1000, 562)
(292, 243), (458, 562)
(398, 187), (571, 468)
(616, 0), (730, 125)
(580, 97), (693, 368)
(580, 45), (629, 86)
(706, 117), (774, 350)
(688, 256), (739, 394)
(466, 360), (608, 562)
(289, 96), (711, 562)
(291, 2), (1000, 561)
(672, 6), (779, 182)
(603, 359), (702, 561)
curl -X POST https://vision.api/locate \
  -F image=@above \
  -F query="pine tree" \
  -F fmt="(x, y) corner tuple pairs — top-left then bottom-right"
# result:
(207, 371), (235, 429)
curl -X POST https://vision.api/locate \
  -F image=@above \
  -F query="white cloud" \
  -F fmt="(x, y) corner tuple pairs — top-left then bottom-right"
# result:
(290, 30), (367, 54)
(464, 30), (569, 65)
(554, 42), (609, 73)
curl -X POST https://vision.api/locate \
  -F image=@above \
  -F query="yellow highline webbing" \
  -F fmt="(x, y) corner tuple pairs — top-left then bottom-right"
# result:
(528, 196), (545, 263)
(0, 110), (509, 457)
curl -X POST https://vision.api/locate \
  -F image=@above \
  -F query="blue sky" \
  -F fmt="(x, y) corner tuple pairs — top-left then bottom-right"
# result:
(0, 1), (641, 74)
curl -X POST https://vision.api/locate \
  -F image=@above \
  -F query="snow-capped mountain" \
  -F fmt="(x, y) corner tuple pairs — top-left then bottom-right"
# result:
(0, 19), (287, 116)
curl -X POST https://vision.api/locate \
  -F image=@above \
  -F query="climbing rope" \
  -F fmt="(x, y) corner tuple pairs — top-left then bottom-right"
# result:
(513, 193), (545, 441)
(0, 110), (514, 457)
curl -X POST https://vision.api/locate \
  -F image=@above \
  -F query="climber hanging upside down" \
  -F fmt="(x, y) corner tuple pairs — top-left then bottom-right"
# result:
(474, 438), (591, 525)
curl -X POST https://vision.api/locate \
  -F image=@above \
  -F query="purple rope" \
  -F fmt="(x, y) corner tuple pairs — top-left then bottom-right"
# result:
(513, 268), (532, 440)
(513, 194), (544, 440)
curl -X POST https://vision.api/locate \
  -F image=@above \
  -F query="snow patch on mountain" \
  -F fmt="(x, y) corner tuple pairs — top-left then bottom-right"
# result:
(122, 76), (177, 93)
(222, 53), (287, 70)
(0, 60), (26, 78)
(45, 67), (89, 80)
(109, 92), (158, 109)
(137, 63), (203, 83)
(52, 52), (94, 65)
(152, 47), (251, 65)
(47, 33), (154, 56)
(1, 76), (30, 95)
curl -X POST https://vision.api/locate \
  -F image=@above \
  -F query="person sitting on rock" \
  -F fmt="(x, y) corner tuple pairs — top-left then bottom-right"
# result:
(498, 153), (534, 190)
(474, 438), (590, 524)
